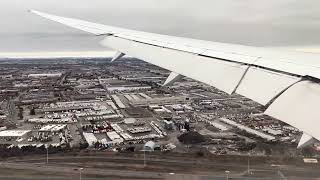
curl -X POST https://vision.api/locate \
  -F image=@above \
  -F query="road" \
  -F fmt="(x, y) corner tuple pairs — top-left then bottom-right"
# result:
(0, 152), (318, 180)
(0, 162), (279, 180)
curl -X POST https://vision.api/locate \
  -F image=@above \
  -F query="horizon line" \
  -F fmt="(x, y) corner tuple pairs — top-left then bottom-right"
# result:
(0, 51), (116, 58)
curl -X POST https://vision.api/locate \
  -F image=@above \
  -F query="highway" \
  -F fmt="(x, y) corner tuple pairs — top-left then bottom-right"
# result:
(0, 152), (318, 180)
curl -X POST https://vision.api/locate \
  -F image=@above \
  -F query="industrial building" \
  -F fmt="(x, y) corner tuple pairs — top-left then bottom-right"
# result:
(39, 124), (67, 132)
(82, 132), (98, 147)
(144, 141), (155, 151)
(106, 131), (123, 142)
(129, 96), (190, 107)
(219, 118), (276, 141)
(111, 95), (126, 109)
(0, 130), (31, 140)
(27, 73), (62, 78)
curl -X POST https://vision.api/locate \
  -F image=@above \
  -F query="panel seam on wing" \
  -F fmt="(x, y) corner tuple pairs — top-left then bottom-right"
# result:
(231, 65), (251, 94)
(264, 79), (303, 109)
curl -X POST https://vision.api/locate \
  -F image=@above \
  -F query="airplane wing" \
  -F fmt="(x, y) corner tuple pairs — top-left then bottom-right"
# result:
(30, 10), (320, 148)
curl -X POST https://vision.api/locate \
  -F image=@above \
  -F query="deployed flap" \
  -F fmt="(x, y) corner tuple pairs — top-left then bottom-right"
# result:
(101, 36), (248, 94)
(298, 133), (315, 148)
(163, 72), (183, 86)
(265, 81), (320, 142)
(236, 67), (300, 105)
(111, 51), (125, 62)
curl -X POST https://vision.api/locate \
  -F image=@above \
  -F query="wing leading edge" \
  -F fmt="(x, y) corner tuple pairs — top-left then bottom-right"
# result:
(30, 10), (320, 148)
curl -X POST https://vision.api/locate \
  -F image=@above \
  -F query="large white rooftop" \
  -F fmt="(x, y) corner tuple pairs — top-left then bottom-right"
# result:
(107, 131), (122, 141)
(0, 130), (31, 137)
(28, 73), (62, 78)
(82, 132), (97, 147)
(220, 118), (275, 141)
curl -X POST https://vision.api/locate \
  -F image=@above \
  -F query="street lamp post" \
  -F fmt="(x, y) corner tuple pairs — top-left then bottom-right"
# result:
(143, 150), (146, 167)
(225, 170), (230, 180)
(247, 152), (250, 175)
(79, 168), (83, 180)
(46, 147), (49, 165)
(142, 141), (155, 168)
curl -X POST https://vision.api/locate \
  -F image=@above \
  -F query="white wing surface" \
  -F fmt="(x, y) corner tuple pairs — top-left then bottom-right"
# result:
(30, 10), (320, 147)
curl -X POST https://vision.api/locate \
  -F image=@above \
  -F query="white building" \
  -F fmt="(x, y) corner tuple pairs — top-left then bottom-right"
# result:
(107, 131), (123, 142)
(0, 130), (31, 139)
(82, 133), (98, 147)
(28, 73), (62, 78)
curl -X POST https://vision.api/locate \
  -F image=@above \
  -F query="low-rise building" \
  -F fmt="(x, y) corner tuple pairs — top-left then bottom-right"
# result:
(0, 130), (31, 140)
(28, 73), (62, 78)
(82, 132), (97, 147)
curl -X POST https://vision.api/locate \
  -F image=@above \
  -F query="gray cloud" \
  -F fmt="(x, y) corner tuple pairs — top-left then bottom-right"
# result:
(1, 0), (320, 52)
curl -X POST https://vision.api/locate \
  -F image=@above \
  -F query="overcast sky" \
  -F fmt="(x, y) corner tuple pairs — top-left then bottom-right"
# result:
(1, 0), (320, 54)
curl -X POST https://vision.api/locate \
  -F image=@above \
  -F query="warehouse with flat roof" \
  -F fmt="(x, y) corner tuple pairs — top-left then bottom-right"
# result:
(0, 130), (31, 139)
